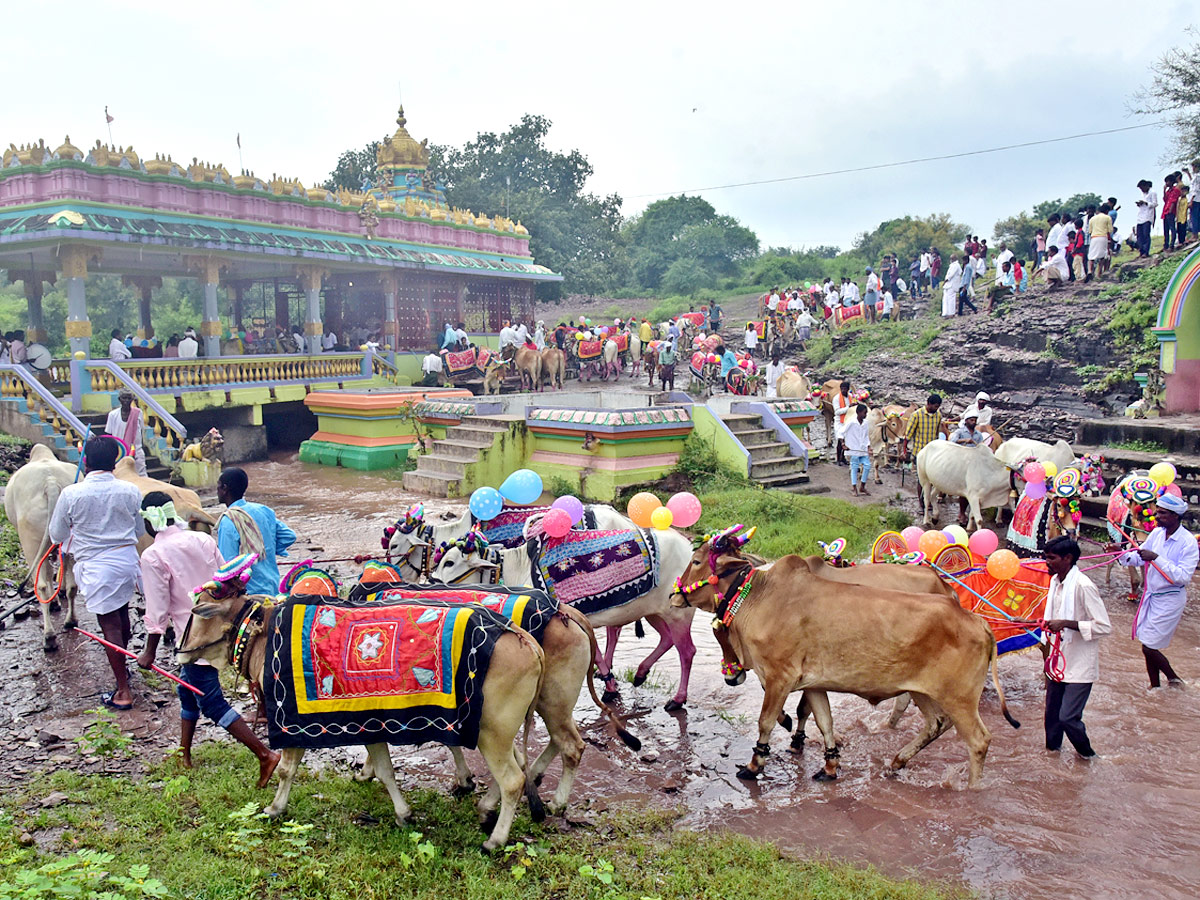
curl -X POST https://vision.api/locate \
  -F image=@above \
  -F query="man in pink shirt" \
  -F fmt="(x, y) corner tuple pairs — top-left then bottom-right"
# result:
(136, 491), (278, 787)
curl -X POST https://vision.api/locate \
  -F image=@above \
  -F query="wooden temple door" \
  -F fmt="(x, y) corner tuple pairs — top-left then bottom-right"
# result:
(395, 277), (430, 349)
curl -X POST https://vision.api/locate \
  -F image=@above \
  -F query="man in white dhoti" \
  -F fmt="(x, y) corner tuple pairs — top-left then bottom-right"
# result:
(1119, 492), (1197, 688)
(941, 256), (963, 317)
(1042, 536), (1110, 757)
(105, 390), (147, 477)
(832, 380), (853, 466)
(49, 437), (143, 710)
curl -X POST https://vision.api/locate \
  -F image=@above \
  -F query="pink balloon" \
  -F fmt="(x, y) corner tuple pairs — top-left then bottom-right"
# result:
(1026, 480), (1047, 500)
(551, 495), (585, 525)
(1023, 462), (1045, 484)
(666, 492), (703, 528)
(901, 526), (924, 552)
(968, 529), (999, 557)
(543, 508), (572, 539)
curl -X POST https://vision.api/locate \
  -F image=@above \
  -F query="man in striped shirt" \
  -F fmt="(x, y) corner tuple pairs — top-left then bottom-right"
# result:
(901, 394), (946, 511)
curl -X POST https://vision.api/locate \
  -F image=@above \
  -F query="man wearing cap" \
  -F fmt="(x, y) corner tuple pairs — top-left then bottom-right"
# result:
(49, 436), (143, 709)
(105, 389), (148, 476)
(137, 491), (279, 785)
(1118, 492), (1196, 688)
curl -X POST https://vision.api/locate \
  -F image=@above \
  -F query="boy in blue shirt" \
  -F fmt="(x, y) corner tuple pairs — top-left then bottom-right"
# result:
(216, 467), (297, 596)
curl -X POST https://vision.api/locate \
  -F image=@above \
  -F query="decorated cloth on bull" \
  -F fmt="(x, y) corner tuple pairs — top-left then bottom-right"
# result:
(348, 583), (561, 644)
(476, 348), (497, 371)
(472, 505), (598, 549)
(724, 367), (752, 395)
(266, 596), (513, 750)
(528, 527), (659, 616)
(871, 531), (909, 563)
(441, 347), (479, 375)
(613, 333), (630, 354)
(1007, 492), (1055, 554)
(834, 303), (866, 326)
(749, 320), (768, 340)
(950, 560), (1050, 654)
(1107, 474), (1158, 543)
(576, 339), (603, 360)
(679, 311), (706, 329)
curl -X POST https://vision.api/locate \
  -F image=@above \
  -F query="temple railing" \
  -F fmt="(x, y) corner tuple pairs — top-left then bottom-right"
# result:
(84, 352), (382, 395)
(369, 351), (401, 380)
(0, 364), (90, 459)
(79, 361), (188, 464)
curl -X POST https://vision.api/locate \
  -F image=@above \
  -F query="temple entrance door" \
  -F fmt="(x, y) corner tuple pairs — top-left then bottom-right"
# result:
(396, 279), (429, 349)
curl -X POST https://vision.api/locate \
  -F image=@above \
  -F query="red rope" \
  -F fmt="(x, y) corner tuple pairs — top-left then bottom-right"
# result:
(34, 543), (64, 606)
(300, 553), (389, 566)
(1044, 630), (1066, 681)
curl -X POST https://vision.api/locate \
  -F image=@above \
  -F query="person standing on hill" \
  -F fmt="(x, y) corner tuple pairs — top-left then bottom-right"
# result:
(845, 404), (872, 496)
(930, 248), (942, 291)
(1135, 179), (1158, 257)
(1163, 174), (1182, 252)
(901, 394), (945, 511)
(941, 254), (963, 317)
(1088, 203), (1114, 280)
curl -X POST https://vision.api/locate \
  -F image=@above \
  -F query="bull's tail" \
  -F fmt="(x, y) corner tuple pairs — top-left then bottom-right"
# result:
(562, 605), (641, 751)
(21, 477), (63, 593)
(989, 635), (1020, 729)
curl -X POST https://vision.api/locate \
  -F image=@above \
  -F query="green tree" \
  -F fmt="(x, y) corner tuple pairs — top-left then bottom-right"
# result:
(623, 195), (759, 291)
(427, 115), (627, 298)
(1132, 26), (1200, 164)
(322, 141), (382, 192)
(1031, 193), (1104, 222)
(660, 258), (711, 297)
(852, 214), (969, 267)
(995, 193), (1105, 253)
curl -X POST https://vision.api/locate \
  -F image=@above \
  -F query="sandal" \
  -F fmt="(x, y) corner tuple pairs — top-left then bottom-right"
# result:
(101, 690), (133, 711)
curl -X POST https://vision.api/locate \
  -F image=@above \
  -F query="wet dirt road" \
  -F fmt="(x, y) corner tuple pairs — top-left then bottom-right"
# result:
(4, 454), (1200, 899)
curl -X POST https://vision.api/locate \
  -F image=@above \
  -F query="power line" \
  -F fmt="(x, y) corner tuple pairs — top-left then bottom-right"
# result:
(627, 121), (1165, 199)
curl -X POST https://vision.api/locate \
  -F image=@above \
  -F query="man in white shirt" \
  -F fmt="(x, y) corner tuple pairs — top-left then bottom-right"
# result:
(842, 279), (860, 308)
(421, 347), (444, 386)
(844, 403), (872, 496)
(453, 323), (468, 347)
(1041, 246), (1070, 289)
(919, 250), (931, 289)
(1135, 179), (1157, 257)
(498, 321), (518, 354)
(941, 256), (963, 317)
(292, 330), (306, 354)
(321, 331), (337, 351)
(178, 332), (199, 358)
(881, 289), (895, 320)
(994, 243), (1014, 281)
(1046, 215), (1066, 260)
(764, 351), (786, 399)
(766, 289), (780, 313)
(105, 390), (147, 477)
(1042, 535), (1109, 758)
(786, 292), (801, 312)
(108, 329), (132, 361)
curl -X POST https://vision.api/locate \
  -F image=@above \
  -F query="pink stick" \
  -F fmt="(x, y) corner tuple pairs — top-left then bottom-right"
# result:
(74, 627), (204, 695)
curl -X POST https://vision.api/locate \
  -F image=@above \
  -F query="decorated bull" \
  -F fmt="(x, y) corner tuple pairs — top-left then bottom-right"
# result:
(177, 565), (545, 851)
(431, 521), (697, 711)
(670, 525), (1019, 787)
(1006, 468), (1084, 556)
(917, 441), (1019, 532)
(865, 404), (915, 483)
(1105, 472), (1161, 601)
(347, 566), (639, 816)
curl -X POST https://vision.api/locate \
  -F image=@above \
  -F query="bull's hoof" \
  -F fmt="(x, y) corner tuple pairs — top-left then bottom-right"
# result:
(812, 769), (838, 782)
(601, 689), (621, 704)
(664, 699), (685, 713)
(526, 789), (547, 823)
(778, 713), (793, 733)
(43, 633), (58, 653)
(48, 599), (61, 613)
(62, 618), (77, 631)
(631, 672), (647, 687)
(735, 765), (761, 781)
(787, 740), (805, 756)
(479, 809), (499, 835)
(450, 779), (475, 798)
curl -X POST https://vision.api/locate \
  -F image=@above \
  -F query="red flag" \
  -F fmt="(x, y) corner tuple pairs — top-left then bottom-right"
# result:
(105, 106), (114, 124)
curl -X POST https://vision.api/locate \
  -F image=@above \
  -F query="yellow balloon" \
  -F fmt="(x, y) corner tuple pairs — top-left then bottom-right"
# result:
(1149, 462), (1177, 487)
(650, 506), (674, 530)
(1042, 461), (1058, 479)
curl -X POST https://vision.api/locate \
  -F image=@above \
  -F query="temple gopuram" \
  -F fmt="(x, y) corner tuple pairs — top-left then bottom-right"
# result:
(0, 107), (558, 357)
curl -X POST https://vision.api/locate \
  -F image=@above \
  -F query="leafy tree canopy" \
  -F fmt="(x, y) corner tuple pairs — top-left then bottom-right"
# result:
(322, 141), (382, 192)
(852, 214), (970, 267)
(994, 193), (1105, 252)
(623, 195), (759, 291)
(1132, 26), (1200, 164)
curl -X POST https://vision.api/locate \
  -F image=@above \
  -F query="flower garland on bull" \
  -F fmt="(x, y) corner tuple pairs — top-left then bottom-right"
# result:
(185, 553), (269, 685)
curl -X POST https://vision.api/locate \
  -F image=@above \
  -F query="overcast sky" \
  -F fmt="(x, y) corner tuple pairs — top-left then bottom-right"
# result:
(4, 1), (1194, 252)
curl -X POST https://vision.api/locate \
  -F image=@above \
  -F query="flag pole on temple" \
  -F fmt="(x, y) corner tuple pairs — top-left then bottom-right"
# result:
(104, 106), (114, 147)
(237, 132), (244, 174)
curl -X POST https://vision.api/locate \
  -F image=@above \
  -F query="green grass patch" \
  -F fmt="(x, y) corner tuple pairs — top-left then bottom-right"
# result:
(1108, 439), (1169, 454)
(694, 489), (909, 560)
(0, 508), (26, 585)
(0, 742), (963, 900)
(810, 319), (946, 375)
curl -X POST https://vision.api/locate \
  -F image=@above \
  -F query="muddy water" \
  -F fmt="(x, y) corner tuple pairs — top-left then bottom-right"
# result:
(5, 454), (1200, 899)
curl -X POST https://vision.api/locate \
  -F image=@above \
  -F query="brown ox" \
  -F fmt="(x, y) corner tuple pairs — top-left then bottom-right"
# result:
(866, 404), (915, 484)
(671, 535), (1018, 788)
(114, 457), (216, 533)
(776, 369), (811, 399)
(482, 360), (509, 395)
(513, 346), (543, 392)
(642, 346), (659, 388)
(540, 347), (566, 389)
(177, 586), (545, 851)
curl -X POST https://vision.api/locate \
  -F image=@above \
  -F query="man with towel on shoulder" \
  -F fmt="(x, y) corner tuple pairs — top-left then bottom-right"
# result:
(49, 436), (143, 710)
(105, 389), (147, 476)
(216, 467), (297, 597)
(1118, 491), (1197, 689)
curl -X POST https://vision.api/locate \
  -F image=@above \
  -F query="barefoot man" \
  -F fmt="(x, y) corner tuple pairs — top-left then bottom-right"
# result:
(136, 491), (279, 786)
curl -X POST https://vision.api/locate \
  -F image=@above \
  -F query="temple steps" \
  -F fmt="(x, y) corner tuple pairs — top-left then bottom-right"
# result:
(720, 412), (809, 490)
(402, 414), (518, 498)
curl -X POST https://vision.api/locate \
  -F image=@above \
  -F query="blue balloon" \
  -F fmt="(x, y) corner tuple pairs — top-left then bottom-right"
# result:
(469, 487), (504, 521)
(499, 469), (544, 506)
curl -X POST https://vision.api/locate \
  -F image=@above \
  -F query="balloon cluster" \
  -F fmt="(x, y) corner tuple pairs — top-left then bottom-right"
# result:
(543, 495), (586, 539)
(899, 524), (1000, 560)
(468, 468), (544, 521)
(627, 491), (703, 531)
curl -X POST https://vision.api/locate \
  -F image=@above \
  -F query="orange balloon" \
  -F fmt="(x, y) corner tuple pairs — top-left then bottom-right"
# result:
(986, 549), (1021, 581)
(918, 530), (948, 557)
(627, 491), (662, 528)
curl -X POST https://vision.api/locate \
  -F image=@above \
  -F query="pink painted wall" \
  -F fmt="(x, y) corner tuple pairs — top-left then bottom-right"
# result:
(0, 167), (532, 258)
(1165, 358), (1200, 413)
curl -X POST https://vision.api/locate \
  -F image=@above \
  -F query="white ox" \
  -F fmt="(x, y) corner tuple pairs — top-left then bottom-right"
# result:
(776, 369), (811, 399)
(4, 444), (79, 650)
(994, 438), (1075, 471)
(917, 441), (1016, 532)
(432, 527), (698, 710)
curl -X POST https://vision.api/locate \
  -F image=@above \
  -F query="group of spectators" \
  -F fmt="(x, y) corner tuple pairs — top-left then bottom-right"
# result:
(1133, 164), (1200, 257)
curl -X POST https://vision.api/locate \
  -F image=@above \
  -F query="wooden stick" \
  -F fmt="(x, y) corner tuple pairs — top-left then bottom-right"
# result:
(73, 627), (203, 695)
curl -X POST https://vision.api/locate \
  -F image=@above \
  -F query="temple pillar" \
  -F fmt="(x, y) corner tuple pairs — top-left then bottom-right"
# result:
(231, 282), (245, 332)
(382, 274), (399, 351)
(8, 271), (52, 345)
(297, 266), (327, 354)
(123, 275), (161, 340)
(61, 246), (92, 357)
(189, 257), (223, 357)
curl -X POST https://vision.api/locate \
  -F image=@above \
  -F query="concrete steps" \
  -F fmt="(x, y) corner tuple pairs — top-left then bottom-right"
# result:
(721, 412), (809, 489)
(403, 414), (515, 498)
